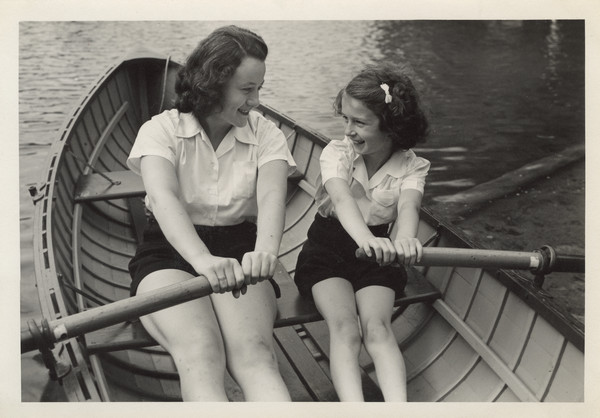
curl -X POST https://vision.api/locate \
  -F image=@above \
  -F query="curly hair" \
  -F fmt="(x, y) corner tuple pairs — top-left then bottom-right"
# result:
(333, 63), (429, 150)
(174, 25), (268, 120)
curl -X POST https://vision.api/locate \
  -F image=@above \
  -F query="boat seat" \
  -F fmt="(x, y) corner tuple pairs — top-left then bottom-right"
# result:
(85, 265), (440, 354)
(74, 170), (145, 202)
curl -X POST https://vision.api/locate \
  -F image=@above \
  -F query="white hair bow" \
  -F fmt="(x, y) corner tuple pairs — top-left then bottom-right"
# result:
(380, 83), (392, 104)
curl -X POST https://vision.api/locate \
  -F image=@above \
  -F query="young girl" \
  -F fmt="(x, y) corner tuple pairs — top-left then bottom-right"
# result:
(294, 64), (430, 401)
(127, 26), (295, 401)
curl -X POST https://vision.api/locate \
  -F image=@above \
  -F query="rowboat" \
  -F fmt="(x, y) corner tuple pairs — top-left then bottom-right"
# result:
(23, 50), (584, 402)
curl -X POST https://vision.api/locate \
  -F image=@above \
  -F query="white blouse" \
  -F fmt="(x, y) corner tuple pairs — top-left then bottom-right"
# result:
(127, 109), (296, 226)
(316, 136), (430, 225)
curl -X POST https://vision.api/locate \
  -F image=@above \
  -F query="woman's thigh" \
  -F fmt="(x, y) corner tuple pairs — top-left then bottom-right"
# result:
(210, 280), (278, 348)
(136, 269), (223, 353)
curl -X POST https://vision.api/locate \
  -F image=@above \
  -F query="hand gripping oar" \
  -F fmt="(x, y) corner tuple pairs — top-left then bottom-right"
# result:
(355, 245), (585, 274)
(21, 275), (214, 355)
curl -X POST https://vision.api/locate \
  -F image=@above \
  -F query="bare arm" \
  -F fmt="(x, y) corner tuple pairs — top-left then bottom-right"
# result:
(255, 160), (288, 254)
(390, 188), (424, 265)
(325, 177), (396, 265)
(240, 159), (288, 284)
(140, 155), (244, 293)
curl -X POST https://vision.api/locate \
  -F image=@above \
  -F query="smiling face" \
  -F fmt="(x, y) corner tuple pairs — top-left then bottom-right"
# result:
(340, 92), (393, 160)
(209, 56), (266, 130)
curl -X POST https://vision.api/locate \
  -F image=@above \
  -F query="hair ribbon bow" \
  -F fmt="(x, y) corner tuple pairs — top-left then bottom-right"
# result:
(380, 83), (392, 104)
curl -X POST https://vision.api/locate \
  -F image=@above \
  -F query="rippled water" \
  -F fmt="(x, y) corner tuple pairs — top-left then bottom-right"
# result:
(19, 20), (584, 401)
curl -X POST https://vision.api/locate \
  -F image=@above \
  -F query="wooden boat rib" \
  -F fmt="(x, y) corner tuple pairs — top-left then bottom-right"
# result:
(28, 50), (584, 402)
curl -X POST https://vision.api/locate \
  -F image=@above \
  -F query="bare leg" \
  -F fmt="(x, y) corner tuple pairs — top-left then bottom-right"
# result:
(312, 277), (364, 401)
(210, 280), (290, 401)
(137, 270), (228, 401)
(356, 285), (407, 402)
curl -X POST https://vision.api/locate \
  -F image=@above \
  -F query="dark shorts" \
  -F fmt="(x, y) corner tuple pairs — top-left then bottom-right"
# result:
(294, 214), (407, 300)
(128, 217), (280, 298)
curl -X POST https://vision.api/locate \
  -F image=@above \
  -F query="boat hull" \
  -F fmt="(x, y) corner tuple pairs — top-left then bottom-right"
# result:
(31, 52), (584, 402)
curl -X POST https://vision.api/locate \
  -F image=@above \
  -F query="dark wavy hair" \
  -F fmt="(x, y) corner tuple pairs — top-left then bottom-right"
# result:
(174, 25), (268, 119)
(333, 63), (429, 150)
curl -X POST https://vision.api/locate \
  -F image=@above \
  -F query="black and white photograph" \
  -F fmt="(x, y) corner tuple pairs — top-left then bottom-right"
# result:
(4, 0), (598, 416)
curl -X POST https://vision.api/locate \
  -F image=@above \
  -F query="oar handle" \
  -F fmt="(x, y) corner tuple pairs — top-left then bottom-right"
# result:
(22, 275), (214, 354)
(355, 246), (584, 273)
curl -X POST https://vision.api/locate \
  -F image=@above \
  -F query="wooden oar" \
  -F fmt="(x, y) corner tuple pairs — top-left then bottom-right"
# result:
(355, 245), (584, 273)
(21, 275), (213, 354)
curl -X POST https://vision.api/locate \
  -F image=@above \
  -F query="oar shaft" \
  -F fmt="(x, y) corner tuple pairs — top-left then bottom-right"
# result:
(22, 275), (213, 354)
(417, 247), (541, 270)
(356, 246), (584, 273)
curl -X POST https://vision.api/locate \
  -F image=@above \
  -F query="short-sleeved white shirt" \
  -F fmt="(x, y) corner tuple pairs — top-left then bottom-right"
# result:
(316, 136), (430, 225)
(127, 109), (296, 226)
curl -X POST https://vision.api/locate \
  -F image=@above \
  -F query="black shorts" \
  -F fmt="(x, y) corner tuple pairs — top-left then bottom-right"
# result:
(129, 217), (280, 298)
(294, 214), (407, 300)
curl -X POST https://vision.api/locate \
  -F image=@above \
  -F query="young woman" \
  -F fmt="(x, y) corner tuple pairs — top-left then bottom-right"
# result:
(127, 25), (295, 401)
(294, 63), (430, 401)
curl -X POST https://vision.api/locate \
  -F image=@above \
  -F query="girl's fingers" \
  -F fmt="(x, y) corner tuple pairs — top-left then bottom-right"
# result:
(251, 257), (262, 283)
(241, 254), (253, 285)
(407, 241), (417, 265)
(268, 257), (277, 277)
(394, 239), (421, 265)
(372, 244), (384, 265)
(393, 240), (406, 265)
(204, 271), (221, 293)
(233, 262), (245, 289)
(242, 252), (276, 285)
(223, 264), (237, 291)
(384, 239), (397, 265)
(260, 257), (271, 279)
(362, 242), (373, 258)
(367, 238), (396, 266)
(416, 241), (423, 263)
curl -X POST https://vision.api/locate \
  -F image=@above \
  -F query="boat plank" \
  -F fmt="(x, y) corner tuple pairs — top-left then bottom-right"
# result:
(424, 334), (480, 400)
(404, 315), (459, 381)
(433, 299), (539, 401)
(495, 387), (521, 401)
(118, 66), (141, 124)
(515, 314), (566, 399)
(444, 267), (479, 319)
(273, 326), (338, 402)
(489, 292), (536, 369)
(100, 349), (179, 401)
(465, 272), (507, 341)
(302, 321), (385, 401)
(543, 341), (584, 402)
(273, 340), (315, 401)
(441, 359), (506, 401)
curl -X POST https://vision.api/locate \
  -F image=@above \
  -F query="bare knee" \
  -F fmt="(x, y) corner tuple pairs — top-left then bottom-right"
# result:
(362, 318), (394, 351)
(170, 331), (226, 373)
(228, 335), (278, 373)
(328, 315), (362, 351)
